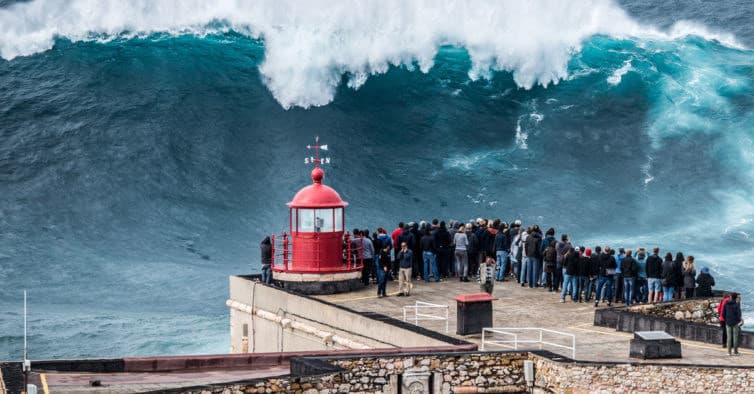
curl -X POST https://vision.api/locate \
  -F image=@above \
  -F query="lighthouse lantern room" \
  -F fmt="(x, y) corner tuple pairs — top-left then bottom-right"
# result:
(270, 137), (364, 294)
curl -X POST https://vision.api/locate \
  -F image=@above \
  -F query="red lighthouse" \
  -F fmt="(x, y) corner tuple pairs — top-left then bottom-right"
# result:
(270, 137), (364, 294)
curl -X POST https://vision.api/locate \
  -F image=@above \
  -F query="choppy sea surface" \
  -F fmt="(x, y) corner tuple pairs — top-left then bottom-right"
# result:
(2, 0), (754, 359)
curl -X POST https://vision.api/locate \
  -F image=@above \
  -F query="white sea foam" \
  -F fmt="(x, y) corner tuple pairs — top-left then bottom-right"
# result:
(0, 0), (743, 108)
(607, 59), (633, 86)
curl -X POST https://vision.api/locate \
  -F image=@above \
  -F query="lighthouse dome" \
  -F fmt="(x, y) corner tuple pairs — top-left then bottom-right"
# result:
(287, 167), (348, 208)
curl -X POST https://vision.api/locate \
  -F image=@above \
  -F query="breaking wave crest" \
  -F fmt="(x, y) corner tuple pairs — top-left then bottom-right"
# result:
(0, 0), (743, 108)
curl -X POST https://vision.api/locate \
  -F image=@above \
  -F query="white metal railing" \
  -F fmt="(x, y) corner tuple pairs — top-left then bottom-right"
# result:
(481, 327), (576, 359)
(402, 301), (449, 333)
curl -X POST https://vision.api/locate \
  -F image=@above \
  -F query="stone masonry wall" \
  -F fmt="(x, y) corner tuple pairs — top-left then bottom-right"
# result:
(534, 357), (754, 393)
(178, 353), (528, 394)
(328, 353), (526, 393)
(627, 298), (720, 325)
(176, 352), (754, 394)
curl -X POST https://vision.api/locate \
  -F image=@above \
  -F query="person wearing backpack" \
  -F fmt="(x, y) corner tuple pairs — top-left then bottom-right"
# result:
(555, 234), (571, 292)
(595, 247), (617, 307)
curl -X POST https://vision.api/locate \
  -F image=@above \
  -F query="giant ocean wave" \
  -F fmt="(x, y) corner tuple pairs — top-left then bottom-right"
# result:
(0, 0), (743, 108)
(1, 0), (753, 359)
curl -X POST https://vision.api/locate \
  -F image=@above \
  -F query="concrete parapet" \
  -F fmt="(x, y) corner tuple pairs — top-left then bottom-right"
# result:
(594, 302), (754, 349)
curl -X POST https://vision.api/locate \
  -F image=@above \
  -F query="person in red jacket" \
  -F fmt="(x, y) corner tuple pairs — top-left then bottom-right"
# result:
(718, 293), (731, 348)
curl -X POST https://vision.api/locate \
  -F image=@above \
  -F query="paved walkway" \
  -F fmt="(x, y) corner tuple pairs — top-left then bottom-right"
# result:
(32, 366), (289, 393)
(316, 277), (754, 366)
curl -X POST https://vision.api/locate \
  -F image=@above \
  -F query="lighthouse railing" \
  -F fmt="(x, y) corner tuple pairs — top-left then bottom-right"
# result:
(270, 231), (363, 272)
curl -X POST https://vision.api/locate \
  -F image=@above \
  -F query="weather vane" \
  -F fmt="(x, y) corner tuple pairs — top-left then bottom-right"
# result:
(305, 136), (330, 167)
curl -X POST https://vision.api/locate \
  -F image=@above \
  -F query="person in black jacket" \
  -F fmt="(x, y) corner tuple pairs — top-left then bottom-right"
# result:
(561, 247), (580, 302)
(723, 293), (743, 355)
(646, 247), (663, 303)
(576, 249), (592, 302)
(396, 225), (415, 277)
(543, 240), (557, 291)
(420, 228), (439, 282)
(672, 252), (685, 300)
(494, 226), (509, 281)
(620, 250), (638, 307)
(409, 223), (423, 280)
(466, 223), (479, 281)
(260, 236), (273, 284)
(525, 229), (543, 288)
(585, 246), (602, 301)
(661, 253), (675, 301)
(696, 267), (715, 297)
(595, 247), (617, 307)
(377, 244), (391, 297)
(435, 221), (452, 278)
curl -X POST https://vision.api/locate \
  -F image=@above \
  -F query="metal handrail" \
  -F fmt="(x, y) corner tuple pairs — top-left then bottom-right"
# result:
(481, 327), (576, 359)
(402, 301), (450, 333)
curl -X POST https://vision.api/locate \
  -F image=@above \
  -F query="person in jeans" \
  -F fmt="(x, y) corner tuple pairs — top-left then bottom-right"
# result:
(376, 244), (391, 297)
(634, 249), (648, 304)
(494, 225), (510, 281)
(397, 242), (414, 296)
(525, 228), (543, 288)
(420, 228), (439, 282)
(620, 249), (637, 307)
(646, 247), (663, 304)
(561, 247), (580, 303)
(613, 248), (626, 303)
(454, 224), (469, 282)
(661, 252), (675, 301)
(585, 246), (602, 302)
(595, 247), (616, 307)
(723, 293), (743, 355)
(260, 236), (273, 284)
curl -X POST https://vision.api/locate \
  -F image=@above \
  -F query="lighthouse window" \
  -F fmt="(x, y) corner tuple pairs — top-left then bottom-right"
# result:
(297, 209), (315, 232)
(334, 207), (343, 231)
(315, 209), (334, 232)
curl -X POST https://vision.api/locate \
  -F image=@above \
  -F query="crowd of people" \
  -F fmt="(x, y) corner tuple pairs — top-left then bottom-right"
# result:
(261, 217), (745, 355)
(345, 218), (718, 307)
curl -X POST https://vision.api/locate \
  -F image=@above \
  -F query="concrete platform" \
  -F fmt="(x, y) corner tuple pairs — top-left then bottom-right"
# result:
(315, 277), (754, 366)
